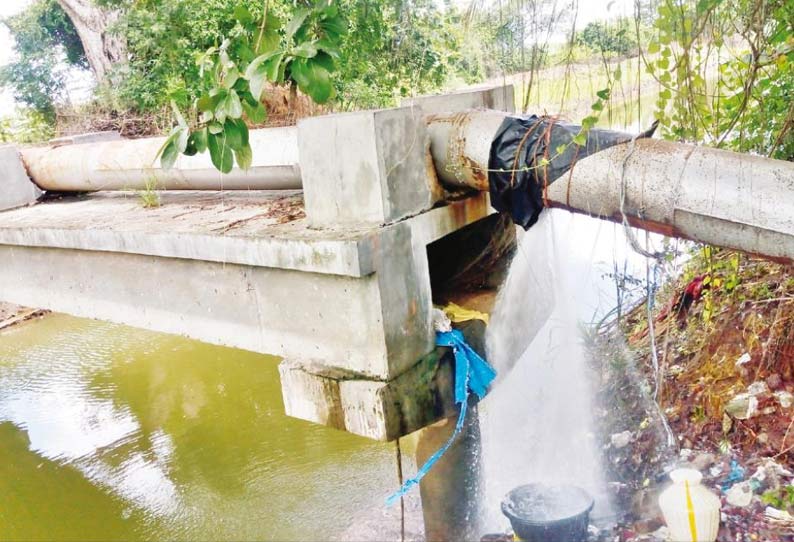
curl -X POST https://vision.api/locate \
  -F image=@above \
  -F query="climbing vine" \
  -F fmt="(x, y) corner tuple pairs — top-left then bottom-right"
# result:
(157, 3), (346, 173)
(642, 0), (794, 159)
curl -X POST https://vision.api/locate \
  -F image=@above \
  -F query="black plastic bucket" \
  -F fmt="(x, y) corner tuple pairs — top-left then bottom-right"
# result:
(501, 483), (594, 542)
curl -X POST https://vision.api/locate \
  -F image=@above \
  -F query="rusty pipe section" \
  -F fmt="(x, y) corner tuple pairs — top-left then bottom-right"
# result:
(20, 126), (302, 191)
(425, 110), (506, 191)
(426, 110), (794, 263)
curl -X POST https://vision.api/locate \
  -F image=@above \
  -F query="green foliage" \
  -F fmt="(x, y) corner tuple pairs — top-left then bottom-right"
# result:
(4, 0), (494, 136)
(762, 485), (794, 513)
(110, 0), (243, 112)
(137, 177), (162, 208)
(335, 0), (484, 110)
(0, 0), (88, 121)
(0, 109), (56, 144)
(578, 19), (637, 57)
(110, 0), (480, 114)
(646, 0), (794, 160)
(697, 246), (744, 323)
(157, 3), (346, 173)
(690, 404), (706, 423)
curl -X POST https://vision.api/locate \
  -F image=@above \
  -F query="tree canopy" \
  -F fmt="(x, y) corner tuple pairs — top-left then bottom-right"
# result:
(0, 0), (791, 164)
(0, 0), (87, 120)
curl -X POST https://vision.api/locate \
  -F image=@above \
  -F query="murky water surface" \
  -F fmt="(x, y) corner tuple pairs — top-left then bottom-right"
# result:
(0, 314), (397, 541)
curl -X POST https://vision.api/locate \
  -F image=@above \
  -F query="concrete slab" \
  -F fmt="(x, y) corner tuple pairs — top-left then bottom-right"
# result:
(0, 190), (375, 277)
(0, 190), (493, 383)
(0, 146), (41, 211)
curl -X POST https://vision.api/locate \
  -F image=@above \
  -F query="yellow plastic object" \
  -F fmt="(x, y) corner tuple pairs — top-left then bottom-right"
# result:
(684, 480), (698, 541)
(659, 468), (720, 542)
(441, 302), (489, 325)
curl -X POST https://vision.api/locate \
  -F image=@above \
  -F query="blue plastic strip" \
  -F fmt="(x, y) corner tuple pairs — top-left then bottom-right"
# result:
(385, 330), (496, 506)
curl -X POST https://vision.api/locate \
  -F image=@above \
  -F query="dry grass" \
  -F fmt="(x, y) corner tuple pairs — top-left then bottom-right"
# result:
(55, 84), (327, 140)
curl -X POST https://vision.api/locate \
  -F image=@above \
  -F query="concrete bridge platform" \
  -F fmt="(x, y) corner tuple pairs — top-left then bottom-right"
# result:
(0, 86), (516, 443)
(5, 81), (794, 540)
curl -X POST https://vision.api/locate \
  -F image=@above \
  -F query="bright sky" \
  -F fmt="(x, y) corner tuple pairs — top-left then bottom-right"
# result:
(0, 0), (32, 116)
(0, 0), (635, 117)
(576, 0), (635, 26)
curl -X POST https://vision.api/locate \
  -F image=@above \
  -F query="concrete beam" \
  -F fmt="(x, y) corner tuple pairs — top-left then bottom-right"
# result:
(0, 243), (395, 376)
(402, 85), (516, 115)
(0, 146), (41, 211)
(49, 131), (122, 148)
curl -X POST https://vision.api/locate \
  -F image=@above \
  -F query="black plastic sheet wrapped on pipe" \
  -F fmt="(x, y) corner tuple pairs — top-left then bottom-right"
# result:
(488, 115), (658, 229)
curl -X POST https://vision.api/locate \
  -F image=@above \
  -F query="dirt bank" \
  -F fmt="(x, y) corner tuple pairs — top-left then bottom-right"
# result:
(0, 302), (48, 331)
(594, 248), (794, 541)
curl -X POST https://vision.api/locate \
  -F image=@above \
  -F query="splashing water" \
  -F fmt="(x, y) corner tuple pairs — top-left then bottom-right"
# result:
(480, 209), (643, 532)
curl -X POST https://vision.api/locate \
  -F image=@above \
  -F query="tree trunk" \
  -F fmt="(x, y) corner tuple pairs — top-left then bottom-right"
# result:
(55, 0), (126, 83)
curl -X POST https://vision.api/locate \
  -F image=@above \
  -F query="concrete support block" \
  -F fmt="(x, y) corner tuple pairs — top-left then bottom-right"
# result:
(402, 85), (516, 115)
(298, 107), (434, 227)
(277, 214), (507, 440)
(279, 364), (345, 430)
(0, 146), (41, 211)
(279, 347), (457, 441)
(367, 221), (434, 376)
(278, 320), (489, 441)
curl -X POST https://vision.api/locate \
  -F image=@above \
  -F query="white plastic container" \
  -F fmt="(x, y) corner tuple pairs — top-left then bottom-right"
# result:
(659, 468), (720, 542)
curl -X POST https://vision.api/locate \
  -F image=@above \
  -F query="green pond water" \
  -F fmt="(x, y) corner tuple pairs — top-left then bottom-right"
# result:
(0, 314), (400, 541)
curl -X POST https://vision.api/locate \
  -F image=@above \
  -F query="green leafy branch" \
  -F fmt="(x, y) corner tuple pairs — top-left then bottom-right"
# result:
(539, 86), (612, 168)
(762, 485), (794, 513)
(157, 3), (346, 173)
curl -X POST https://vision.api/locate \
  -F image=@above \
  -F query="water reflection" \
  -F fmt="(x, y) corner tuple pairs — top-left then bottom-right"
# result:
(0, 315), (397, 540)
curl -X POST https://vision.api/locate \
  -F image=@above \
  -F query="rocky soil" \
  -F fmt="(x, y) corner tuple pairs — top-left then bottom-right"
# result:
(591, 248), (794, 541)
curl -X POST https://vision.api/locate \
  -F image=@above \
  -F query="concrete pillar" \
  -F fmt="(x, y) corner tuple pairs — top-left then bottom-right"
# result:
(416, 404), (482, 541)
(416, 318), (488, 541)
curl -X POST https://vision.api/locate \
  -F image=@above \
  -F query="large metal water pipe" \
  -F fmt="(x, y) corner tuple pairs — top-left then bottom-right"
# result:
(426, 110), (794, 264)
(20, 126), (302, 191)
